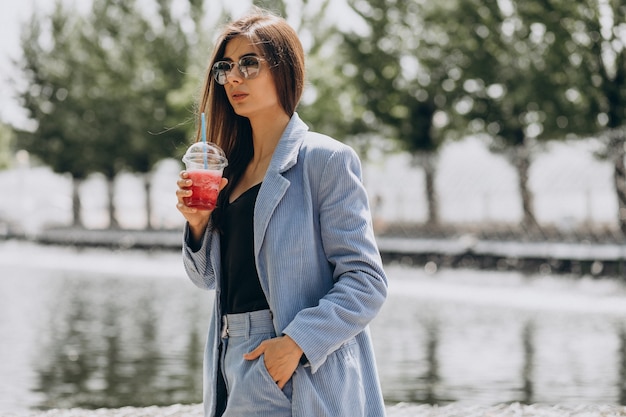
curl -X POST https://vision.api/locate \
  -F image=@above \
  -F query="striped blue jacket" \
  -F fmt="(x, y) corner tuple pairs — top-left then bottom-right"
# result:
(183, 113), (388, 417)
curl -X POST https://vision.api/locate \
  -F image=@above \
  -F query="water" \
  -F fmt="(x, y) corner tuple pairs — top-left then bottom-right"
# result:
(0, 241), (208, 413)
(2, 241), (626, 414)
(376, 266), (626, 405)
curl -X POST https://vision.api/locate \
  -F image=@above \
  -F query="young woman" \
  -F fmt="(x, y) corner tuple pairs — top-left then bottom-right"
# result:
(176, 8), (388, 417)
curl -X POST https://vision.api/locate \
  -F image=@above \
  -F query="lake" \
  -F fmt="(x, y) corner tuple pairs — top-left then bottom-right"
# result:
(2, 240), (626, 414)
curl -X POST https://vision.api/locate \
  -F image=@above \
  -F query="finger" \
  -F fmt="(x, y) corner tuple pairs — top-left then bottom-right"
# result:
(177, 178), (192, 188)
(175, 188), (192, 198)
(219, 177), (228, 191)
(243, 344), (264, 360)
(176, 202), (197, 213)
(180, 170), (189, 179)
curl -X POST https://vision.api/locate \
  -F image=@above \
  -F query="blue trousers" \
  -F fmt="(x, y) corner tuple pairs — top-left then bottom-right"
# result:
(218, 309), (293, 417)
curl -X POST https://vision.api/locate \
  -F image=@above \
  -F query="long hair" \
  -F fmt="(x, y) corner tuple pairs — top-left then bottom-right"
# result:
(195, 8), (305, 229)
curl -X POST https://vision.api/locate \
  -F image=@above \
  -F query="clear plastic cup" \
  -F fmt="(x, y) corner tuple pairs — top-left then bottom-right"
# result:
(182, 142), (228, 210)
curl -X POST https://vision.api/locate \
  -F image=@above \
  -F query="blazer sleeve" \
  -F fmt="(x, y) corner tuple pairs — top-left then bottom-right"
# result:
(182, 221), (218, 290)
(282, 144), (388, 373)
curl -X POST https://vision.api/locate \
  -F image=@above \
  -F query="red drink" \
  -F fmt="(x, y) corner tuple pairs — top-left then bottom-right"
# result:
(182, 141), (227, 210)
(184, 169), (222, 210)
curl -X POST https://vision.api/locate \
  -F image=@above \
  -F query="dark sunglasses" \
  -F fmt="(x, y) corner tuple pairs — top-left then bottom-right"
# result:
(212, 56), (265, 85)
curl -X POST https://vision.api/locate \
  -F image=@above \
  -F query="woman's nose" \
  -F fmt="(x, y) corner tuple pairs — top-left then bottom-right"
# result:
(226, 68), (243, 84)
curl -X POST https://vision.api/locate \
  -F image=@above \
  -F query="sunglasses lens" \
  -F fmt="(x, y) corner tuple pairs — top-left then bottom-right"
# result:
(211, 57), (262, 84)
(239, 56), (261, 79)
(212, 61), (232, 85)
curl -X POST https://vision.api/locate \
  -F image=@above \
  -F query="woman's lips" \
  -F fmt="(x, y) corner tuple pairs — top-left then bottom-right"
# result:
(231, 91), (248, 102)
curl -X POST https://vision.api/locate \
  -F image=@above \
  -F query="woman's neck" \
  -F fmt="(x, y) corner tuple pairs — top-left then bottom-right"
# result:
(249, 111), (290, 161)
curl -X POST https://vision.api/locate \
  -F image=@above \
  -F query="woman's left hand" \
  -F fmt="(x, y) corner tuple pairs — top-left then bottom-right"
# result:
(244, 335), (303, 389)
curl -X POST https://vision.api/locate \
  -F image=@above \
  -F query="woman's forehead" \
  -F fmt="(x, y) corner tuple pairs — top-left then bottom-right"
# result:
(223, 36), (260, 60)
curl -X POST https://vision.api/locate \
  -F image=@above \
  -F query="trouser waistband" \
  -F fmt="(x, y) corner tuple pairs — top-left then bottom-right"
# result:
(221, 309), (274, 338)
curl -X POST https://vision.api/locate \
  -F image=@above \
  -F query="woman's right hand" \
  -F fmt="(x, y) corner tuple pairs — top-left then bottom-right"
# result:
(176, 170), (228, 243)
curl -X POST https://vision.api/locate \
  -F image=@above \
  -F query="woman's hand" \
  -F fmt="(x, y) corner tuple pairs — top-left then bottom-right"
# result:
(176, 170), (228, 243)
(244, 335), (303, 389)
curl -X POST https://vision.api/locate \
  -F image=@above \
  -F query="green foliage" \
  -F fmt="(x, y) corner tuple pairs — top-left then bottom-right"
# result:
(535, 0), (626, 133)
(338, 0), (625, 151)
(428, 0), (625, 148)
(282, 0), (359, 140)
(213, 0), (363, 154)
(0, 122), (15, 170)
(340, 0), (447, 155)
(19, 6), (90, 179)
(253, 0), (287, 17)
(459, 1), (543, 148)
(17, 0), (191, 181)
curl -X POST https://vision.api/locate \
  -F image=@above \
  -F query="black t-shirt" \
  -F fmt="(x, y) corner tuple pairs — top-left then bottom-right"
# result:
(220, 182), (269, 314)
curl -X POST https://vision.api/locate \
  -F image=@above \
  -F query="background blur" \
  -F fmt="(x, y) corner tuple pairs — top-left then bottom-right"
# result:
(2, 0), (626, 415)
(1, 0), (625, 240)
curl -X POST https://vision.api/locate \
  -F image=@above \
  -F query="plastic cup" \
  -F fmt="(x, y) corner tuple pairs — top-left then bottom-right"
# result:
(182, 142), (228, 210)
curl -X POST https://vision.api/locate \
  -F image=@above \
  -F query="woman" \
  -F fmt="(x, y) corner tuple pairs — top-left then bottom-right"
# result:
(176, 8), (388, 417)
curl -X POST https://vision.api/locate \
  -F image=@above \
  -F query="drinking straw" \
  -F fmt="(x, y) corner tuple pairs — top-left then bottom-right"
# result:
(201, 112), (208, 169)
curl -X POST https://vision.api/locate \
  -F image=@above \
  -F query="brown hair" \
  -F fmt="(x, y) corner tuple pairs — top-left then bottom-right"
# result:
(195, 8), (305, 227)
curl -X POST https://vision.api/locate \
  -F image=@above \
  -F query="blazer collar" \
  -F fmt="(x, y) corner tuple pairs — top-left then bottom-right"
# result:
(269, 112), (309, 174)
(253, 113), (308, 265)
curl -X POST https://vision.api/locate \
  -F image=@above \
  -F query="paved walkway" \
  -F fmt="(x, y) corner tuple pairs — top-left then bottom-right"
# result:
(29, 228), (626, 257)
(376, 235), (626, 275)
(24, 228), (626, 276)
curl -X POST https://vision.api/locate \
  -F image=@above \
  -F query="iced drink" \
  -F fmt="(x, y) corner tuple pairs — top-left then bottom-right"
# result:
(184, 169), (223, 210)
(182, 141), (228, 211)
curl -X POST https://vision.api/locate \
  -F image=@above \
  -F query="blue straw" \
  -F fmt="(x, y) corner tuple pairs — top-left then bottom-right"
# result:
(201, 112), (208, 169)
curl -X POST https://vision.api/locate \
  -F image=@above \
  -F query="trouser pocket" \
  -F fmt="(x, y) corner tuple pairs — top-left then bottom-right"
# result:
(221, 331), (292, 417)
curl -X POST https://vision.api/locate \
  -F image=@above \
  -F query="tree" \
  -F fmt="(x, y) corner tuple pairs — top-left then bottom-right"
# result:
(418, 0), (598, 235)
(340, 0), (453, 226)
(437, 0), (550, 233)
(18, 5), (93, 227)
(17, 0), (191, 229)
(0, 122), (14, 170)
(250, 0), (358, 143)
(455, 0), (626, 235)
(523, 0), (626, 235)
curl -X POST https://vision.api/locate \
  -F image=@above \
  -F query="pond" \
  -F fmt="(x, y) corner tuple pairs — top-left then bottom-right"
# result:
(2, 240), (626, 414)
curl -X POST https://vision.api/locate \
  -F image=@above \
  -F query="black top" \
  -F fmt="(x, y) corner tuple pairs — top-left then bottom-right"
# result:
(220, 182), (269, 314)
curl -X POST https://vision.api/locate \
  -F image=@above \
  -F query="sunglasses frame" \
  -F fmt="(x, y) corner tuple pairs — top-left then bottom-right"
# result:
(212, 56), (265, 85)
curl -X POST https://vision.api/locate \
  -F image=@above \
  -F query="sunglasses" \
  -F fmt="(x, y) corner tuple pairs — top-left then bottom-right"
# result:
(212, 56), (265, 85)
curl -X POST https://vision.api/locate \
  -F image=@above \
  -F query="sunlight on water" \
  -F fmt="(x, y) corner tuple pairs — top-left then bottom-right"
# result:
(2, 242), (626, 413)
(371, 264), (626, 405)
(0, 241), (209, 413)
(383, 264), (626, 315)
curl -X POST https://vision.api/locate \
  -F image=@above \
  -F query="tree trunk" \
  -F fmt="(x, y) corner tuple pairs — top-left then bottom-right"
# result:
(424, 160), (439, 225)
(612, 140), (626, 236)
(107, 177), (119, 229)
(512, 146), (540, 236)
(412, 153), (439, 225)
(143, 173), (153, 230)
(71, 176), (83, 228)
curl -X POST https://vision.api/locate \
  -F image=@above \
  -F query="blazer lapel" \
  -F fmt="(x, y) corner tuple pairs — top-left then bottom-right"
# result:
(254, 114), (308, 258)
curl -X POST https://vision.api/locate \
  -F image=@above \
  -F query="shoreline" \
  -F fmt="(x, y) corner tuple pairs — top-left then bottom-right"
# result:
(5, 226), (626, 277)
(6, 403), (626, 417)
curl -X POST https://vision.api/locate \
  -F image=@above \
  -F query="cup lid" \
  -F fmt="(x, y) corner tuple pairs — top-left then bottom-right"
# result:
(182, 142), (228, 165)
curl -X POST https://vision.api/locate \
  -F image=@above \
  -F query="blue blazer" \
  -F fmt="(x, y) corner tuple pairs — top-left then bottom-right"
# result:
(183, 113), (388, 417)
